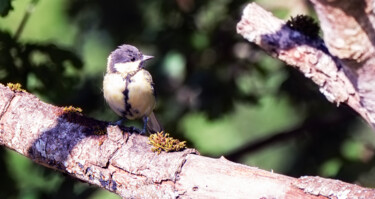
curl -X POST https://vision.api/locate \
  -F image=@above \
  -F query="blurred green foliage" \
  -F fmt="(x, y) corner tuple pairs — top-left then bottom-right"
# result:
(0, 0), (13, 17)
(0, 0), (374, 198)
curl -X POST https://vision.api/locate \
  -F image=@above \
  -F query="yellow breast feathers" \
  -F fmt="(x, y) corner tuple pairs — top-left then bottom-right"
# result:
(103, 69), (155, 120)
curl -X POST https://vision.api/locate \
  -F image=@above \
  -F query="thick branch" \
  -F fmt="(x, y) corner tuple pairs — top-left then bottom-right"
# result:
(310, 0), (375, 63)
(0, 84), (374, 198)
(236, 3), (375, 128)
(309, 0), (375, 130)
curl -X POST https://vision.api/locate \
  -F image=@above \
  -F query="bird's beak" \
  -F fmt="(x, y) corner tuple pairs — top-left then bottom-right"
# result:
(142, 55), (154, 61)
(140, 55), (154, 68)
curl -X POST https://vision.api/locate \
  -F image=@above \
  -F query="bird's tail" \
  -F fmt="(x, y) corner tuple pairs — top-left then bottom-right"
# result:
(147, 112), (163, 133)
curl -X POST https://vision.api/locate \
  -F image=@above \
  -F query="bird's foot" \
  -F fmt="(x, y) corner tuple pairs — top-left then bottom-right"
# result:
(109, 119), (124, 126)
(108, 119), (141, 134)
(141, 116), (149, 135)
(122, 126), (142, 134)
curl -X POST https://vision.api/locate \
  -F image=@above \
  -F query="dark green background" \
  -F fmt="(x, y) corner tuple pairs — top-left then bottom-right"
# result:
(0, 0), (374, 198)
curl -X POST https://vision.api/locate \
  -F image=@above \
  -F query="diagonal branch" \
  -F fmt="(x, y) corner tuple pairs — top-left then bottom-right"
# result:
(309, 0), (375, 130)
(236, 3), (375, 129)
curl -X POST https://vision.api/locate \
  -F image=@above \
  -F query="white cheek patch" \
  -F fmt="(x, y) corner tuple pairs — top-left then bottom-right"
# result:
(114, 60), (141, 74)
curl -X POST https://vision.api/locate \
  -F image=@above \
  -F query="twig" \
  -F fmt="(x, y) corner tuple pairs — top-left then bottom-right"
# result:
(225, 114), (343, 162)
(14, 0), (39, 40)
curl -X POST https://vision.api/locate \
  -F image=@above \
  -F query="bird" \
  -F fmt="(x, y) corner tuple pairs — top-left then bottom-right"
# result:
(103, 44), (162, 134)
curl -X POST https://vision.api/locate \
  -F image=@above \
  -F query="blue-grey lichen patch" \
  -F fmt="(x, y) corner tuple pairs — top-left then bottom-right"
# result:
(86, 167), (95, 181)
(111, 180), (117, 191)
(34, 139), (47, 157)
(78, 162), (84, 169)
(99, 178), (110, 188)
(81, 165), (117, 191)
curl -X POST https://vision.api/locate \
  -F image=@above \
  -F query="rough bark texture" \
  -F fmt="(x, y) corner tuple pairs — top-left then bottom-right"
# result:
(1, 84), (375, 198)
(237, 2), (375, 128)
(310, 0), (375, 128)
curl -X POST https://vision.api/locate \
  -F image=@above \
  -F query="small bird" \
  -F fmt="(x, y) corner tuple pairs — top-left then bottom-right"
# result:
(103, 44), (162, 133)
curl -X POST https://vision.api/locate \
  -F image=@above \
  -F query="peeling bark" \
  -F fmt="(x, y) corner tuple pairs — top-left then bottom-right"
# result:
(1, 84), (374, 198)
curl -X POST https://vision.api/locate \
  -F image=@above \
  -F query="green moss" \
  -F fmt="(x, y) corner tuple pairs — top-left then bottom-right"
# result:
(148, 132), (187, 154)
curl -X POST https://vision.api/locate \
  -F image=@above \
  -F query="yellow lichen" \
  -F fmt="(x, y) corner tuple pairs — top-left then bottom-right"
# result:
(148, 131), (187, 154)
(62, 106), (83, 114)
(7, 83), (26, 92)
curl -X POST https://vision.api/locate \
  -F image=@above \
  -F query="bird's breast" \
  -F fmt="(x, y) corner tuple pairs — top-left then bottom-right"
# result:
(103, 73), (127, 117)
(103, 69), (155, 120)
(126, 70), (155, 119)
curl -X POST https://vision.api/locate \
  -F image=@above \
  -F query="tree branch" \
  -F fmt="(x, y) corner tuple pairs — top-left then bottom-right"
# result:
(236, 2), (375, 129)
(1, 84), (374, 198)
(310, 0), (375, 130)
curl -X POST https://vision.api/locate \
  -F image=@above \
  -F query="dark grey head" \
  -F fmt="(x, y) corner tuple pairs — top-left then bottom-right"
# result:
(107, 44), (153, 73)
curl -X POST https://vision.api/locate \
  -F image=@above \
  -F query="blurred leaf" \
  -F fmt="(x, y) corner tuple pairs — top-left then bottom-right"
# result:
(341, 140), (363, 161)
(162, 51), (186, 81)
(191, 32), (209, 50)
(180, 96), (303, 156)
(242, 141), (296, 172)
(195, 0), (230, 31)
(0, 0), (77, 45)
(0, 30), (83, 103)
(319, 158), (342, 177)
(89, 190), (120, 199)
(5, 149), (63, 195)
(0, 0), (13, 17)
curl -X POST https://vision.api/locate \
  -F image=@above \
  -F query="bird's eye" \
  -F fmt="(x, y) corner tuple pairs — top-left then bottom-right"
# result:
(131, 57), (136, 61)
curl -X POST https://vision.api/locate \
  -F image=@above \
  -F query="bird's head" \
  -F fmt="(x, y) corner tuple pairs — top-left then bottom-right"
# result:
(107, 44), (153, 74)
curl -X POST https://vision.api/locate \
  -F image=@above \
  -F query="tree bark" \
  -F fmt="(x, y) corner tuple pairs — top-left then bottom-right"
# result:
(237, 2), (375, 129)
(1, 84), (374, 198)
